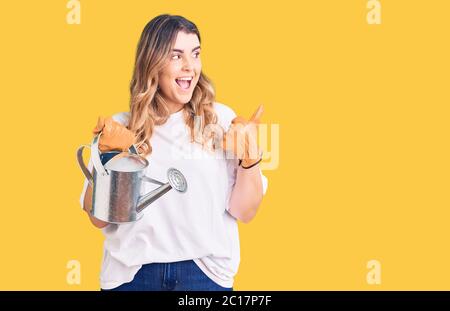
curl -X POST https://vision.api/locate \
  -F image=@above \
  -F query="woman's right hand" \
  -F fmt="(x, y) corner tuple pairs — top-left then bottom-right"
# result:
(92, 116), (136, 152)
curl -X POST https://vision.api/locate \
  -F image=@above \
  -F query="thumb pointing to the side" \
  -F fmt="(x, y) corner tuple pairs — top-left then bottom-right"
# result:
(249, 105), (264, 124)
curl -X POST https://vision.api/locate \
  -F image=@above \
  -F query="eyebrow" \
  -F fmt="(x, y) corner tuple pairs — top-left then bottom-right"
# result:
(172, 46), (201, 53)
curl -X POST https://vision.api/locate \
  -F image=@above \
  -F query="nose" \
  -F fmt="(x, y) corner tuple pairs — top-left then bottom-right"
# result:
(182, 56), (194, 72)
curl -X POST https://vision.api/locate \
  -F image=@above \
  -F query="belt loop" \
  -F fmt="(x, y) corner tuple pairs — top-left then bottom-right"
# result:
(163, 262), (177, 290)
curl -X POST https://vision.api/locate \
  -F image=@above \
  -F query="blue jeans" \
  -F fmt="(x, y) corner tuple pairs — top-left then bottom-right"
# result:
(101, 259), (233, 291)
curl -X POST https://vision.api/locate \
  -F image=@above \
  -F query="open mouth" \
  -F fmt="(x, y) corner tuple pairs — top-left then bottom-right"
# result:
(175, 76), (193, 90)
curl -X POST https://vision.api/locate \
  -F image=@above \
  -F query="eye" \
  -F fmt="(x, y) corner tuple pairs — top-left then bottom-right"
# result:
(171, 54), (181, 60)
(194, 51), (200, 58)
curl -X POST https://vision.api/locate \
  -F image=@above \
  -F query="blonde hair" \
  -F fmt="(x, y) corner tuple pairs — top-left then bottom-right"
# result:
(127, 14), (218, 156)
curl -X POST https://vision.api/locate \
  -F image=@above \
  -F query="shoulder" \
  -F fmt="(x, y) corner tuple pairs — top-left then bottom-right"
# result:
(111, 112), (130, 127)
(213, 102), (237, 130)
(111, 104), (235, 128)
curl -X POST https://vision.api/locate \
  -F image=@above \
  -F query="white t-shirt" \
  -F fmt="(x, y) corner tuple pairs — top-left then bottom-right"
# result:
(79, 102), (268, 289)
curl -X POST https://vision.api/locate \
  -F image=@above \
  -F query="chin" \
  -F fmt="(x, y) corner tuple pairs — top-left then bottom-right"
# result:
(177, 94), (193, 104)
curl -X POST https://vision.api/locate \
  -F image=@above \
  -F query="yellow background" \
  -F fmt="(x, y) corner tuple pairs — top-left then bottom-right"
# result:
(0, 0), (449, 290)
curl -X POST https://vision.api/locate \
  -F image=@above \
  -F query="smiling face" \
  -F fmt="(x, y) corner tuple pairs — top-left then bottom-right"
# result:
(158, 31), (202, 113)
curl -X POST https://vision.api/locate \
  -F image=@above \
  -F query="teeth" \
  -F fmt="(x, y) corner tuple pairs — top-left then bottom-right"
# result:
(176, 77), (193, 81)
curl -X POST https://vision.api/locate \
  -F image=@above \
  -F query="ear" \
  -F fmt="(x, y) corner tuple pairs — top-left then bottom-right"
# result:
(249, 105), (264, 123)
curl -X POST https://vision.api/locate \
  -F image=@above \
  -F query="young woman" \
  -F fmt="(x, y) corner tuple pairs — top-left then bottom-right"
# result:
(80, 14), (268, 291)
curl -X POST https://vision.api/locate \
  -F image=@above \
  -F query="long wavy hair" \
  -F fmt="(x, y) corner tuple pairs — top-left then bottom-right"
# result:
(127, 14), (218, 157)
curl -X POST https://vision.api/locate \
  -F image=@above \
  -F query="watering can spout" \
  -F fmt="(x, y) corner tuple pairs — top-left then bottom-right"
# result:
(136, 183), (173, 213)
(137, 168), (188, 214)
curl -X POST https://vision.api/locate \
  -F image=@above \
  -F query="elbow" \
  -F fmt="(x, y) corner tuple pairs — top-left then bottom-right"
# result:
(229, 204), (256, 224)
(228, 189), (264, 224)
(240, 214), (255, 224)
(92, 220), (109, 229)
(238, 200), (262, 224)
(85, 210), (109, 229)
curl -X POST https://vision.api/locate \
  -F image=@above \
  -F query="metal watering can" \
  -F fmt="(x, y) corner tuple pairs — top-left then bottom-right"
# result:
(77, 133), (188, 224)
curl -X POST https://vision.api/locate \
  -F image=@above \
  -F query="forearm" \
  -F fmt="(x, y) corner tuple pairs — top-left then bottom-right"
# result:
(228, 164), (263, 223)
(83, 184), (109, 229)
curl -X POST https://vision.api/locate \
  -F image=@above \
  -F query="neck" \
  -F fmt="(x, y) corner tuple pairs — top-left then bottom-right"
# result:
(166, 103), (184, 114)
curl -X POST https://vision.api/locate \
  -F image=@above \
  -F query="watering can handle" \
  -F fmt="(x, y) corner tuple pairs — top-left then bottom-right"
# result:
(76, 134), (109, 183)
(91, 133), (109, 177)
(129, 144), (139, 155)
(76, 144), (94, 187)
(91, 132), (140, 172)
(79, 132), (140, 181)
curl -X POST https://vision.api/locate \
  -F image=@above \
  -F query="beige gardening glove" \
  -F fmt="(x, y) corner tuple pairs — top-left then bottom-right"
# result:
(92, 116), (136, 153)
(222, 105), (264, 168)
